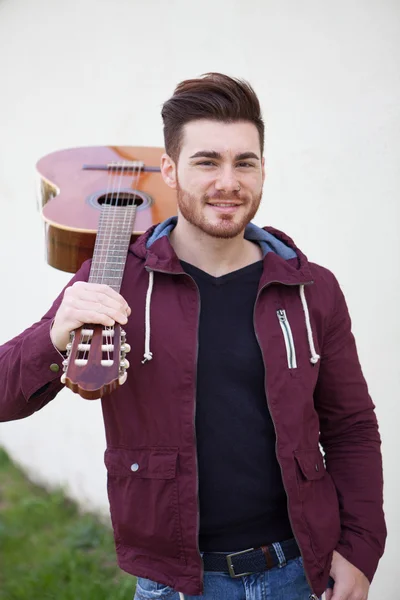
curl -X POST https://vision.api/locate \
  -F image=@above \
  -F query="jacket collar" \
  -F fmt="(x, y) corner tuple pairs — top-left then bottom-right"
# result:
(129, 216), (313, 286)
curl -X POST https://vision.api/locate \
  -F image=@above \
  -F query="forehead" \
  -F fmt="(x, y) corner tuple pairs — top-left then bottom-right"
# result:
(180, 119), (261, 158)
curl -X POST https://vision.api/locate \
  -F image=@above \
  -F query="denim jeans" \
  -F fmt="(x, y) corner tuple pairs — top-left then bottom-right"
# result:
(134, 556), (332, 599)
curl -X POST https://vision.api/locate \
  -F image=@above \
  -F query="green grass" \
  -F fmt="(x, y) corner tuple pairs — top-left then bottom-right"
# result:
(0, 447), (136, 600)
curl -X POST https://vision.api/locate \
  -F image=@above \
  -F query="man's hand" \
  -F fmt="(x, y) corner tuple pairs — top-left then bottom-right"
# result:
(50, 282), (131, 352)
(325, 550), (370, 600)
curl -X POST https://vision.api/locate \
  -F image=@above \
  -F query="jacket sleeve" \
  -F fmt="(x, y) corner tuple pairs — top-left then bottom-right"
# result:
(0, 260), (91, 422)
(314, 273), (386, 583)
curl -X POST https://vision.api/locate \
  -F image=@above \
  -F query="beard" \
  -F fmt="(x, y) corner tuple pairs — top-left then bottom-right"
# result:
(176, 181), (262, 239)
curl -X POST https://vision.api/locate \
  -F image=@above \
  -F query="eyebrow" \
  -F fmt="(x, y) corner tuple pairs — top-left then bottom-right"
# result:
(189, 151), (260, 161)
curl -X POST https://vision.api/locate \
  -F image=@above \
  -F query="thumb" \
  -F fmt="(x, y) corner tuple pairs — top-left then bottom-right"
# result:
(325, 589), (333, 600)
(330, 584), (347, 600)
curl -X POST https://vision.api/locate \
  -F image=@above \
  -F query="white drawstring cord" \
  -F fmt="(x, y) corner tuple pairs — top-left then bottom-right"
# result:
(142, 270), (154, 364)
(178, 593), (185, 600)
(299, 285), (320, 365)
(141, 273), (319, 368)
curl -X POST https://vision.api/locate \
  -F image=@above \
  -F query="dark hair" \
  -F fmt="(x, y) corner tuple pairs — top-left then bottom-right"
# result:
(161, 72), (264, 162)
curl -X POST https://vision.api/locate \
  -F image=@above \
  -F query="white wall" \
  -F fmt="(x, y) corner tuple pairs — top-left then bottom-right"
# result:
(0, 0), (398, 596)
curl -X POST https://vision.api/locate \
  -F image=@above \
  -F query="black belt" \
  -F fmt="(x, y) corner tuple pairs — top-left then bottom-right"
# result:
(202, 538), (301, 578)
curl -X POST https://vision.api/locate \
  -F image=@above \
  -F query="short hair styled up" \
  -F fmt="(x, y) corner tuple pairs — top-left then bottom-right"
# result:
(161, 72), (264, 162)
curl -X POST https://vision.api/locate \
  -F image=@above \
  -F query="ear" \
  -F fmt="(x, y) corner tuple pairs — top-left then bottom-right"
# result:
(261, 156), (266, 185)
(161, 153), (177, 189)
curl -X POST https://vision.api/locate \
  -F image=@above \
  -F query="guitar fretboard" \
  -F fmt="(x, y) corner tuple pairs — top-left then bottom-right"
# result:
(89, 204), (137, 291)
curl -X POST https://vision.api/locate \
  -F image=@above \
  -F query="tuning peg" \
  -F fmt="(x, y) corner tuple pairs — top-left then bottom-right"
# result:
(120, 358), (130, 370)
(61, 373), (66, 384)
(119, 372), (128, 385)
(121, 343), (131, 353)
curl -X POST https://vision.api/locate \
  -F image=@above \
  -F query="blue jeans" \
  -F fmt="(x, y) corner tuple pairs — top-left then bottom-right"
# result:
(134, 556), (328, 599)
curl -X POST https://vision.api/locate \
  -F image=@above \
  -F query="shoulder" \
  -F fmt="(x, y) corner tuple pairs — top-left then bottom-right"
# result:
(308, 261), (341, 290)
(304, 262), (349, 339)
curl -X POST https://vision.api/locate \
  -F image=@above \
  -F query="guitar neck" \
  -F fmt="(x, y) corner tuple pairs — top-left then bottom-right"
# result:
(88, 204), (137, 291)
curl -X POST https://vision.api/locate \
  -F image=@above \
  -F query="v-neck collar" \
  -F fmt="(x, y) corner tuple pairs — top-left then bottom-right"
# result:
(180, 259), (263, 285)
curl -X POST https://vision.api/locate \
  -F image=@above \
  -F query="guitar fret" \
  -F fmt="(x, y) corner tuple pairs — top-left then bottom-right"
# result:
(91, 261), (126, 265)
(88, 203), (138, 293)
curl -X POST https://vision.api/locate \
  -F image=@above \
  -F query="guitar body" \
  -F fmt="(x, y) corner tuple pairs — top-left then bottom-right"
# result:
(36, 145), (177, 273)
(36, 145), (176, 398)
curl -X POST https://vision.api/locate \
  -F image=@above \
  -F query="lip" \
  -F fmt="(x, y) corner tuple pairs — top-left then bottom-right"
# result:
(207, 203), (242, 213)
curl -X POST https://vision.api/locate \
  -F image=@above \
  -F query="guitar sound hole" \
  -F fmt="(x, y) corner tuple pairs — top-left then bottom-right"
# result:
(98, 192), (143, 207)
(87, 188), (152, 211)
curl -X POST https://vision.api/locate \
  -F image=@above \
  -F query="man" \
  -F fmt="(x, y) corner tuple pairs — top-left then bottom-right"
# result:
(0, 73), (386, 600)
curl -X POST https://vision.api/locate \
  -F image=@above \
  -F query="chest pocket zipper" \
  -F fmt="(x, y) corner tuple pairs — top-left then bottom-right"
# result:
(277, 309), (297, 369)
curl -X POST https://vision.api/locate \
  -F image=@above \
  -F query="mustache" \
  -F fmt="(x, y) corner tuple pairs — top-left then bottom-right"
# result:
(204, 191), (242, 202)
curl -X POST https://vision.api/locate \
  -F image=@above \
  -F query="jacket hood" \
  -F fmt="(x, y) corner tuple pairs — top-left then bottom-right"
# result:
(130, 216), (313, 284)
(129, 217), (319, 367)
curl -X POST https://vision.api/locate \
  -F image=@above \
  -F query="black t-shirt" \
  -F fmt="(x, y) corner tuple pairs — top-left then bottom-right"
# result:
(181, 259), (293, 552)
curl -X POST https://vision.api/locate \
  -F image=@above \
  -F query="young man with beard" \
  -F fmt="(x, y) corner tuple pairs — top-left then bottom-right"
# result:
(0, 74), (386, 600)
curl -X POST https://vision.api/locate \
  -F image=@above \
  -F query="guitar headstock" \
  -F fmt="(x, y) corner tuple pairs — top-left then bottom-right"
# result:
(61, 324), (130, 399)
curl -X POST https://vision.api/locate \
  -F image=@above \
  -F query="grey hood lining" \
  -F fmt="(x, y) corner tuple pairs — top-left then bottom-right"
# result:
(146, 216), (297, 261)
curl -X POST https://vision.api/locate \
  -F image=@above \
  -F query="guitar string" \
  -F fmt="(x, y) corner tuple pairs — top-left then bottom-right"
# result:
(106, 160), (142, 370)
(111, 161), (142, 369)
(81, 157), (124, 365)
(105, 160), (127, 363)
(101, 159), (140, 366)
(79, 157), (114, 364)
(107, 161), (142, 367)
(79, 157), (141, 374)
(97, 161), (124, 360)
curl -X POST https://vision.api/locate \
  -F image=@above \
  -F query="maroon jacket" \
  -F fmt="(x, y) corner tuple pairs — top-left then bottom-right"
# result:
(0, 219), (386, 597)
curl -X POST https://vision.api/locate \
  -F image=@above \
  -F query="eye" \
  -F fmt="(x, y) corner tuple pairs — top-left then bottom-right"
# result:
(237, 162), (255, 168)
(196, 161), (217, 167)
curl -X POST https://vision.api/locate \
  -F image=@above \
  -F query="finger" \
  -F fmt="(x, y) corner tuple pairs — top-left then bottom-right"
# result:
(70, 282), (130, 314)
(76, 299), (128, 323)
(85, 307), (128, 326)
(68, 290), (130, 320)
(62, 305), (126, 328)
(325, 589), (333, 600)
(65, 308), (116, 328)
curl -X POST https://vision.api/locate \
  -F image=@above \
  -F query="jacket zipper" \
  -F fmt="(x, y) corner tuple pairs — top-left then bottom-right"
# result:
(147, 267), (204, 591)
(277, 309), (297, 369)
(147, 267), (315, 595)
(253, 281), (317, 597)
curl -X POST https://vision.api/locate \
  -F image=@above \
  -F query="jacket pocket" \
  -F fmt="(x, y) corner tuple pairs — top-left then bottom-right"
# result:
(294, 448), (341, 559)
(105, 447), (184, 561)
(277, 309), (297, 369)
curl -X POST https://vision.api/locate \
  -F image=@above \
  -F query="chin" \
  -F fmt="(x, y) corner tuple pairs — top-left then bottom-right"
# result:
(199, 219), (246, 239)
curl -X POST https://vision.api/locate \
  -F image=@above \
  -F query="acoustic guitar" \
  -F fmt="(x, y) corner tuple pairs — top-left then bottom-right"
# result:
(36, 145), (176, 400)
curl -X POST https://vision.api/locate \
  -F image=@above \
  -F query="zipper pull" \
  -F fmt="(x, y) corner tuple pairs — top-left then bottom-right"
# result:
(277, 309), (286, 321)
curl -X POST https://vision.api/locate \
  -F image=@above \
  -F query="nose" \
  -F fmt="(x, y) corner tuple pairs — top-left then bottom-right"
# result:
(214, 166), (240, 192)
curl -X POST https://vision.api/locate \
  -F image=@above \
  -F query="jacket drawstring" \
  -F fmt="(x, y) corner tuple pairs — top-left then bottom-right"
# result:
(141, 270), (154, 364)
(299, 284), (320, 365)
(141, 273), (320, 367)
(178, 594), (185, 600)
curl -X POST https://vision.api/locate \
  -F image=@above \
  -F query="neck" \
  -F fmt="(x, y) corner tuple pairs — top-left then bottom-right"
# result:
(169, 217), (263, 277)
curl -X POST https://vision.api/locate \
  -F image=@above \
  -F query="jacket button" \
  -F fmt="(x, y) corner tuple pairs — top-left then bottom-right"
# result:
(130, 463), (139, 472)
(50, 363), (60, 372)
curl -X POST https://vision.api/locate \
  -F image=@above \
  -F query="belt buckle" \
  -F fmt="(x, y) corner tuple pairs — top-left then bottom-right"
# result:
(226, 547), (255, 578)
